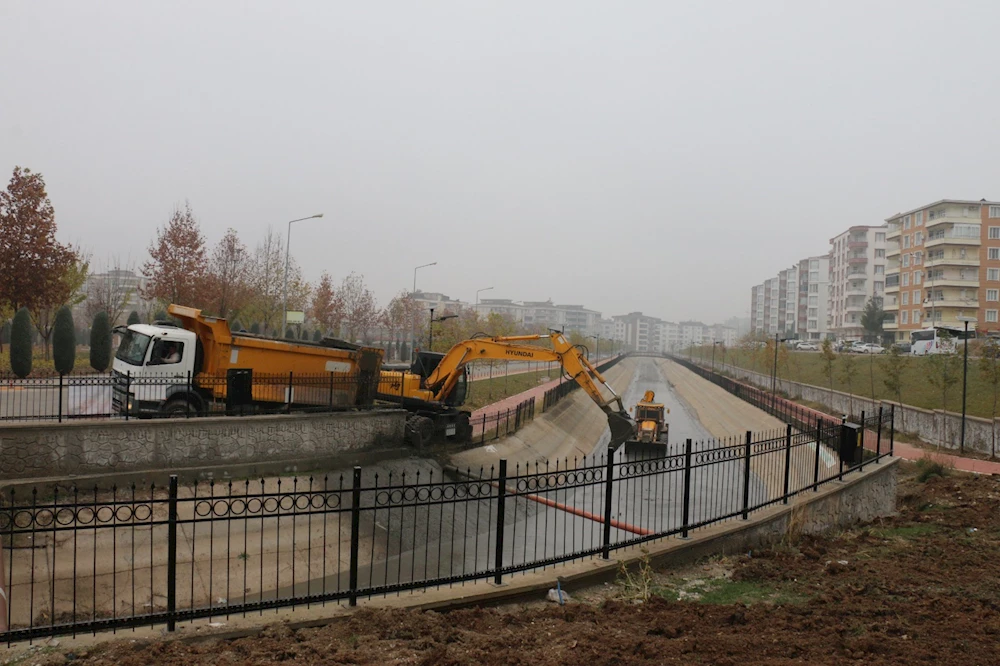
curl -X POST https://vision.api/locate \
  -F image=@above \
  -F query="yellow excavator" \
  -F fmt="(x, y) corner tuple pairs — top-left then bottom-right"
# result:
(378, 332), (634, 449)
(623, 390), (670, 456)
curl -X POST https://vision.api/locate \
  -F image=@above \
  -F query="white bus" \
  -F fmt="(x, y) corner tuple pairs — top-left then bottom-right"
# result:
(909, 326), (974, 355)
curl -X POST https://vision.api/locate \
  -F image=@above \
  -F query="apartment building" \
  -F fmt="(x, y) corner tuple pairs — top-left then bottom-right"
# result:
(473, 299), (601, 335)
(796, 255), (830, 341)
(751, 277), (781, 335)
(751, 265), (808, 338)
(412, 291), (468, 316)
(827, 225), (887, 341)
(612, 312), (667, 352)
(884, 199), (1000, 341)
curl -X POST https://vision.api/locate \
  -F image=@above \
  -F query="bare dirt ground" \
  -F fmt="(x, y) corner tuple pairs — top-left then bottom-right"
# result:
(19, 461), (1000, 665)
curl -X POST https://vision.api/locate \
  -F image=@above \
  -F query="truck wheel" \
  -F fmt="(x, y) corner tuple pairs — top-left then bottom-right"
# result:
(164, 399), (193, 417)
(455, 413), (473, 442)
(406, 416), (434, 448)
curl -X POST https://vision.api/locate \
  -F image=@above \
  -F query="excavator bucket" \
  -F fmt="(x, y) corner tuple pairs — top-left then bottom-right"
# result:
(606, 411), (637, 450)
(624, 435), (669, 458)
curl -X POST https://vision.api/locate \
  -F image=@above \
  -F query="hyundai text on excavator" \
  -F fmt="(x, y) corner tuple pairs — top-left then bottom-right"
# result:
(377, 332), (634, 449)
(623, 390), (670, 456)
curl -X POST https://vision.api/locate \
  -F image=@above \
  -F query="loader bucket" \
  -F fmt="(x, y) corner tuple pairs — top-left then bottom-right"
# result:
(623, 438), (668, 458)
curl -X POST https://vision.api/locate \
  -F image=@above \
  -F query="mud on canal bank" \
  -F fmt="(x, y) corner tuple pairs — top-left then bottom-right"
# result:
(20, 461), (1000, 665)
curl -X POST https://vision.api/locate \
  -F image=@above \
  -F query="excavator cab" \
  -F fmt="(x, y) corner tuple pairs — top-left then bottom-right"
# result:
(411, 351), (468, 407)
(624, 390), (670, 456)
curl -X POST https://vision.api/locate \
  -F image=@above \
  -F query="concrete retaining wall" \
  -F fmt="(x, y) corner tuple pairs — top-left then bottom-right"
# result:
(0, 409), (407, 481)
(712, 360), (1000, 457)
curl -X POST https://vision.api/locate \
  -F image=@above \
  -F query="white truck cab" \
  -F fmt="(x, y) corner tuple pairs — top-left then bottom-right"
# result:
(112, 323), (200, 415)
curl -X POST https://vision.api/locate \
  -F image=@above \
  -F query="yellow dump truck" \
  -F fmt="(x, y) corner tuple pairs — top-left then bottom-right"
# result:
(112, 304), (383, 417)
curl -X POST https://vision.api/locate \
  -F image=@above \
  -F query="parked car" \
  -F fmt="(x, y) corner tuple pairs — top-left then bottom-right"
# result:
(796, 342), (818, 351)
(892, 342), (911, 353)
(855, 343), (884, 354)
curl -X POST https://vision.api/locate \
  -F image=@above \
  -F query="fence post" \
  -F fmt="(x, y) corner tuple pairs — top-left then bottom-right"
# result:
(166, 475), (178, 632)
(494, 459), (507, 584)
(349, 466), (361, 606)
(813, 418), (822, 492)
(329, 372), (335, 410)
(602, 446), (615, 558)
(681, 438), (693, 538)
(782, 424), (792, 504)
(858, 410), (866, 471)
(741, 431), (752, 520)
(876, 405), (883, 462)
(889, 405), (895, 456)
(286, 371), (294, 414)
(186, 371), (192, 418)
(58, 373), (64, 423)
(125, 371), (131, 422)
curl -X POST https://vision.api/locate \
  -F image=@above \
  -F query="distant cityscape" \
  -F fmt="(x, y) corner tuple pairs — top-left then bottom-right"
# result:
(751, 199), (1000, 343)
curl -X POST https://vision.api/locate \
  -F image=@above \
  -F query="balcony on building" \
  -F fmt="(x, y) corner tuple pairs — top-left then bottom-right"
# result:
(846, 282), (867, 295)
(886, 242), (901, 258)
(847, 254), (868, 265)
(925, 248), (978, 268)
(924, 224), (981, 249)
(886, 222), (901, 240)
(927, 270), (980, 288)
(847, 238), (868, 250)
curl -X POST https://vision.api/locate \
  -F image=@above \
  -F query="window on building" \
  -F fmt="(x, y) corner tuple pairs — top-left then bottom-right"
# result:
(876, 232), (886, 242)
(986, 309), (999, 322)
(902, 255), (910, 267)
(913, 310), (921, 323)
(809, 284), (818, 293)
(916, 211), (923, 225)
(875, 281), (884, 291)
(991, 206), (1000, 219)
(915, 232), (923, 245)
(914, 251), (922, 265)
(902, 273), (910, 286)
(911, 289), (920, 303)
(990, 268), (1000, 281)
(989, 289), (1000, 302)
(874, 265), (884, 274)
(990, 227), (1000, 240)
(914, 271), (922, 284)
(903, 236), (911, 249)
(991, 248), (1000, 261)
(903, 217), (911, 230)
(901, 311), (909, 324)
(875, 249), (886, 258)
(901, 293), (909, 306)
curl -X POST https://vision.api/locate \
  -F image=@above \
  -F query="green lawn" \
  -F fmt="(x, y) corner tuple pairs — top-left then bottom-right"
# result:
(694, 348), (1000, 421)
(462, 368), (560, 411)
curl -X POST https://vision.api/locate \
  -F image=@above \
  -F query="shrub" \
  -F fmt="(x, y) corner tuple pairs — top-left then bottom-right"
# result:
(90, 311), (112, 372)
(127, 311), (140, 326)
(915, 458), (948, 483)
(52, 306), (76, 375)
(10, 307), (33, 378)
(313, 329), (322, 342)
(250, 322), (261, 335)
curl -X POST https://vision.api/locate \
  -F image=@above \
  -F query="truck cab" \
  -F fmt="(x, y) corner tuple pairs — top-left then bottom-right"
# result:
(112, 323), (201, 416)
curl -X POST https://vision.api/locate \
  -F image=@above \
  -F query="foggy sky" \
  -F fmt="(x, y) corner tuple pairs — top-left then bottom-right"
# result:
(3, 1), (999, 324)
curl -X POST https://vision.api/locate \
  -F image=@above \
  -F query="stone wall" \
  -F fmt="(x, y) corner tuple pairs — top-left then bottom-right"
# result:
(711, 360), (1000, 457)
(0, 409), (407, 481)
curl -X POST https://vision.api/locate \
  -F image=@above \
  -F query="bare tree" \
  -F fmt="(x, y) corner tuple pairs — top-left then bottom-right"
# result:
(205, 228), (251, 321)
(340, 272), (377, 342)
(85, 255), (138, 326)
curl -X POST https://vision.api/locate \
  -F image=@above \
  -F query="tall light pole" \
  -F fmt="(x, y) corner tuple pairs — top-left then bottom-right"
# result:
(282, 214), (323, 336)
(588, 335), (600, 363)
(410, 262), (436, 360)
(475, 287), (494, 311)
(958, 316), (977, 453)
(711, 340), (723, 373)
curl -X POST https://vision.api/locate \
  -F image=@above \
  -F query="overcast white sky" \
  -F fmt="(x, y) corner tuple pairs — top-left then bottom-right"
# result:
(3, 1), (999, 324)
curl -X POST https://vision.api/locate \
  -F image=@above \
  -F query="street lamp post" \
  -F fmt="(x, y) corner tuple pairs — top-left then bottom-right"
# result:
(588, 335), (600, 363)
(711, 340), (723, 373)
(428, 308), (458, 350)
(282, 214), (323, 336)
(958, 316), (977, 453)
(410, 262), (437, 360)
(475, 287), (494, 310)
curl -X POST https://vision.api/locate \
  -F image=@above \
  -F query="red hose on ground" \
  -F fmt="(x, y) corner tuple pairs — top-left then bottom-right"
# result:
(448, 466), (651, 536)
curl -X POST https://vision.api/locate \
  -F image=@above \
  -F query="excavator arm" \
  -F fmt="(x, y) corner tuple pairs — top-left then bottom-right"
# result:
(424, 332), (635, 448)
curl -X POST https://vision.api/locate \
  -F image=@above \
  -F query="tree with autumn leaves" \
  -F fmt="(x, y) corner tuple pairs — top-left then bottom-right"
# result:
(0, 167), (87, 362)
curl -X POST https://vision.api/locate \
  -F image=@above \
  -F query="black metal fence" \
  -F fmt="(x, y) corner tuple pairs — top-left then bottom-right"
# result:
(468, 397), (536, 445)
(0, 407), (892, 644)
(0, 370), (382, 423)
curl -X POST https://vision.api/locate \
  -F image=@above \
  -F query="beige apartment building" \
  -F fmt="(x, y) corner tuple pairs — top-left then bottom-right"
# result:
(885, 199), (1000, 341)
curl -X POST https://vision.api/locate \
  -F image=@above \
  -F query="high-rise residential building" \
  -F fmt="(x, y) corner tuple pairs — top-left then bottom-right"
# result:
(884, 199), (1000, 341)
(797, 255), (830, 341)
(827, 225), (887, 341)
(473, 299), (601, 335)
(751, 265), (807, 338)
